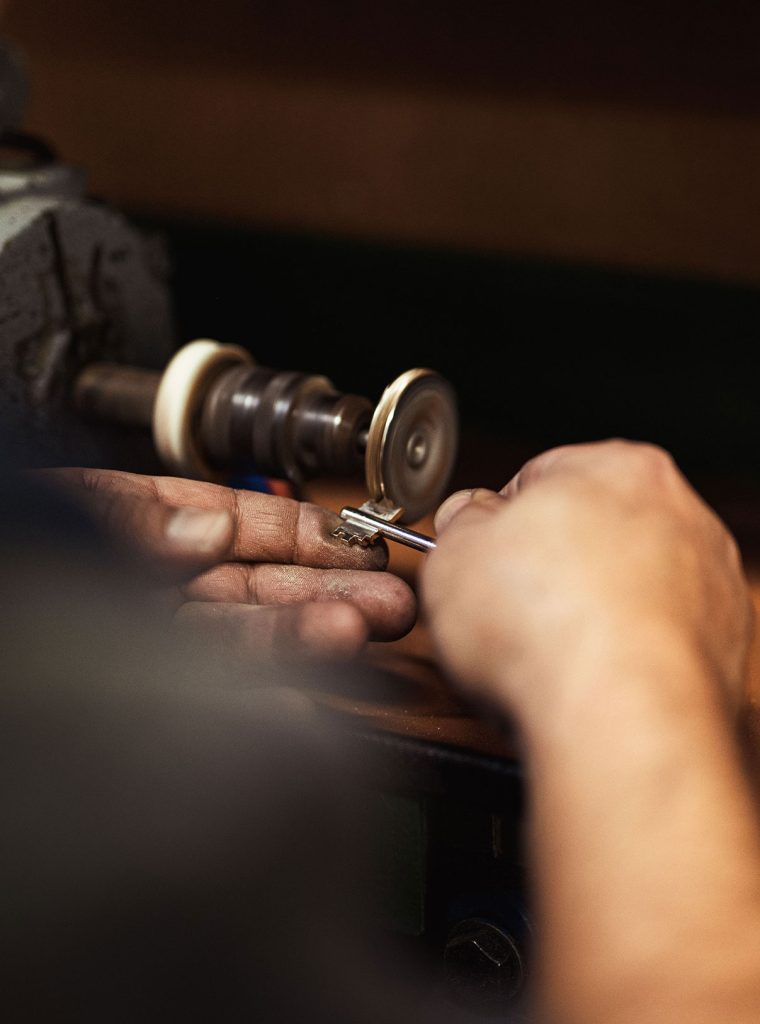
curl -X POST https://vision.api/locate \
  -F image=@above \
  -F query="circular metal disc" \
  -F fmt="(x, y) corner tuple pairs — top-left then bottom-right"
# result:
(366, 369), (458, 523)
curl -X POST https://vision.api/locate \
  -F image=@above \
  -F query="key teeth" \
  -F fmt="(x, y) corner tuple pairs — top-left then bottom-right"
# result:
(332, 525), (371, 547)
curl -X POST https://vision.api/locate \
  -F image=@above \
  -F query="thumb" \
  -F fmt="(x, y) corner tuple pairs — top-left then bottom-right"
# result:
(433, 487), (501, 535)
(42, 470), (235, 583)
(106, 496), (235, 581)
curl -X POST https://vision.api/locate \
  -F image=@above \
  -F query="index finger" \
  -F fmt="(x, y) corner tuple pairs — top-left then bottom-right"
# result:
(499, 440), (684, 503)
(433, 442), (633, 535)
(498, 443), (610, 500)
(48, 469), (389, 571)
(158, 479), (389, 570)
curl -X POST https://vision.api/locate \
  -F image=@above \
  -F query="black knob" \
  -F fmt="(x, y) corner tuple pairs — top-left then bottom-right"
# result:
(444, 918), (526, 1010)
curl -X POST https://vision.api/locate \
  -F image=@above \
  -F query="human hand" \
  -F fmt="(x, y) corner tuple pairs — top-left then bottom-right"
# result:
(40, 467), (416, 661)
(422, 440), (752, 725)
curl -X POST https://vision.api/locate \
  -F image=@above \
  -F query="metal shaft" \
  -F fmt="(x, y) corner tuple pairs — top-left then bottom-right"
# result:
(73, 359), (373, 483)
(74, 362), (160, 428)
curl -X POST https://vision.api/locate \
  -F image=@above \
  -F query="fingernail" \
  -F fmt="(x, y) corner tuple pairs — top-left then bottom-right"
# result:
(434, 490), (475, 533)
(165, 507), (232, 555)
(434, 488), (499, 534)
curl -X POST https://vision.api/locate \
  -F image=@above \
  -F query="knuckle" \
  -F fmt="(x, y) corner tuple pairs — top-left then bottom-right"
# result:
(721, 527), (745, 576)
(99, 487), (134, 533)
(637, 441), (676, 471)
(292, 499), (317, 563)
(80, 467), (114, 497)
(229, 487), (246, 559)
(603, 439), (678, 482)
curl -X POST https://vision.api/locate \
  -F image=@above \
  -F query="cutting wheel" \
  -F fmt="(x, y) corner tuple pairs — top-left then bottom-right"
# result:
(365, 369), (458, 523)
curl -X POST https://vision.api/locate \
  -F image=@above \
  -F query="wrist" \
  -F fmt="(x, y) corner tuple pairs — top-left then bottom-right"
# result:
(490, 622), (732, 752)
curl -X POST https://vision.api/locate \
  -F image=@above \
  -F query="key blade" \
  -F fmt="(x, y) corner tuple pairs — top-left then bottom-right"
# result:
(336, 506), (437, 553)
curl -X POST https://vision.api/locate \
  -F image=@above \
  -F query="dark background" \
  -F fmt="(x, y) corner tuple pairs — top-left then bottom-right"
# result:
(6, 0), (760, 488)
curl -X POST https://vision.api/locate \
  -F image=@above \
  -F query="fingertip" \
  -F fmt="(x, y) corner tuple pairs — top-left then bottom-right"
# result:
(368, 574), (417, 642)
(367, 538), (390, 571)
(342, 529), (389, 571)
(311, 505), (389, 571)
(297, 601), (369, 660)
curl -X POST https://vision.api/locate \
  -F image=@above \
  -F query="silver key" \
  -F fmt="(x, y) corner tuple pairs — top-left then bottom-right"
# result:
(334, 504), (437, 553)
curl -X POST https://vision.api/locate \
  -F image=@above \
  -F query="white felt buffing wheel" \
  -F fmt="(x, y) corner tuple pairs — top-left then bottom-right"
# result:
(152, 339), (252, 479)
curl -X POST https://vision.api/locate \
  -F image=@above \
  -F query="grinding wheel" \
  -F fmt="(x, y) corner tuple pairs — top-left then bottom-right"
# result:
(365, 369), (458, 523)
